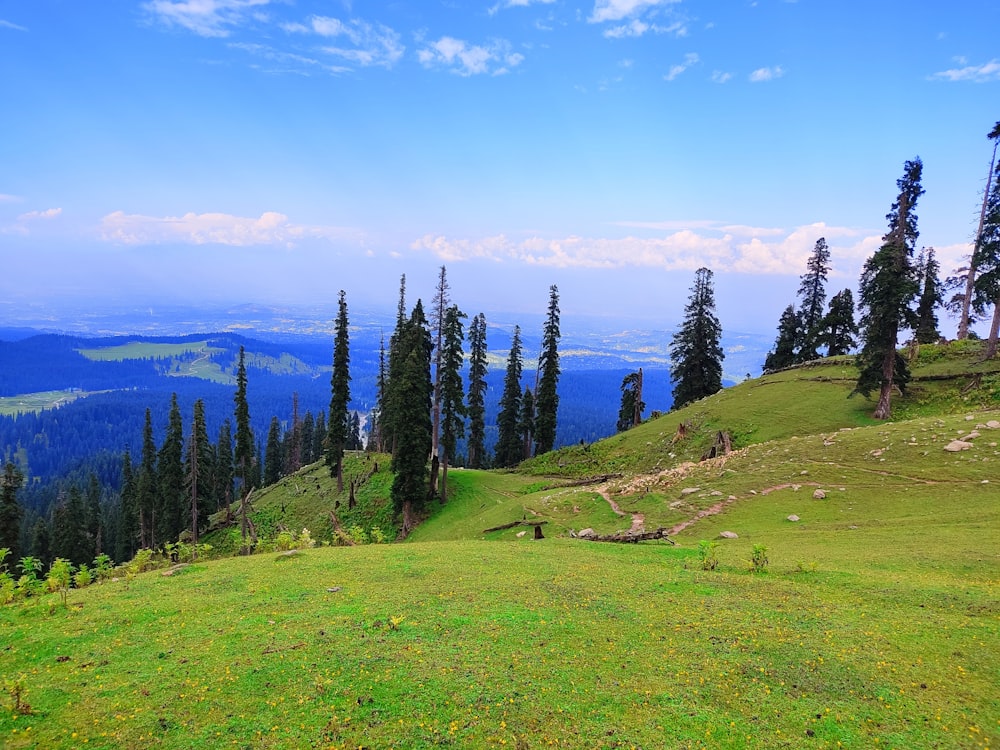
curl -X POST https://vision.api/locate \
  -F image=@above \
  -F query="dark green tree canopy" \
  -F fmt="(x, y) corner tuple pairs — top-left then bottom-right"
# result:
(616, 370), (645, 433)
(466, 313), (489, 469)
(823, 288), (858, 357)
(670, 267), (724, 410)
(327, 289), (352, 489)
(764, 304), (800, 372)
(533, 285), (561, 456)
(796, 237), (831, 362)
(495, 325), (524, 468)
(855, 157), (924, 418)
(914, 247), (943, 344)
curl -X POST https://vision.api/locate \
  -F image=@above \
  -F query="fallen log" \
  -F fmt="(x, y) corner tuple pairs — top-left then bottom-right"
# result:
(575, 527), (675, 545)
(483, 520), (549, 533)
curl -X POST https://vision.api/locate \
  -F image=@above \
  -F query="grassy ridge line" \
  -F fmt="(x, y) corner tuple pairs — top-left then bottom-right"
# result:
(1, 539), (996, 749)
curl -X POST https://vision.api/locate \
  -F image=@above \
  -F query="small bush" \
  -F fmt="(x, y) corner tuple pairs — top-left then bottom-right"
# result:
(348, 525), (369, 545)
(92, 553), (114, 582)
(750, 544), (769, 573)
(697, 540), (719, 571)
(369, 526), (386, 544)
(73, 564), (93, 589)
(274, 530), (296, 551)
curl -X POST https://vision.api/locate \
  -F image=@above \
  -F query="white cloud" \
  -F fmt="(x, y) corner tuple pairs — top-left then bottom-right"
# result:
(749, 65), (783, 82)
(18, 208), (62, 221)
(143, 0), (272, 38)
(0, 194), (22, 203)
(418, 37), (523, 76)
(929, 59), (1000, 83)
(99, 210), (359, 247)
(411, 222), (881, 276)
(589, 0), (679, 23)
(284, 15), (404, 68)
(603, 18), (685, 38)
(664, 52), (698, 81)
(711, 70), (731, 83)
(228, 42), (351, 75)
(0, 19), (28, 31)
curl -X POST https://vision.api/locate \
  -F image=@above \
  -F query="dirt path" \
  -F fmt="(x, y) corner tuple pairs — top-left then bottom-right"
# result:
(596, 486), (645, 533)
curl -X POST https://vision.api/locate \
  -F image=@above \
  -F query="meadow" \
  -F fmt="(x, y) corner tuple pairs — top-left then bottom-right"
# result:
(1, 342), (998, 748)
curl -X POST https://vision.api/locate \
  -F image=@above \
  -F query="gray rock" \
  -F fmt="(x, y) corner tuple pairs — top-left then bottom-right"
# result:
(719, 531), (739, 539)
(578, 528), (596, 538)
(787, 514), (800, 522)
(681, 487), (701, 496)
(812, 489), (826, 500)
(986, 420), (1000, 429)
(944, 440), (973, 452)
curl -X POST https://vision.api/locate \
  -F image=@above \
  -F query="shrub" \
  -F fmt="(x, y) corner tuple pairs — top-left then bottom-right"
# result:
(750, 544), (769, 573)
(369, 526), (386, 544)
(92, 553), (114, 582)
(697, 540), (719, 571)
(297, 528), (315, 548)
(348, 525), (369, 545)
(73, 564), (93, 589)
(47, 558), (74, 605)
(274, 530), (296, 551)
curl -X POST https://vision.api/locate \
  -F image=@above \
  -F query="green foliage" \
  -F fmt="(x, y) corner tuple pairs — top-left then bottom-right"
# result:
(73, 564), (93, 589)
(534, 284), (561, 456)
(914, 247), (943, 344)
(796, 237), (831, 361)
(697, 539), (719, 570)
(466, 312), (489, 469)
(46, 558), (74, 605)
(347, 525), (369, 545)
(764, 304), (800, 372)
(616, 370), (645, 432)
(670, 267), (724, 409)
(749, 544), (769, 573)
(4, 676), (31, 716)
(823, 288), (858, 356)
(326, 289), (351, 485)
(495, 325), (524, 468)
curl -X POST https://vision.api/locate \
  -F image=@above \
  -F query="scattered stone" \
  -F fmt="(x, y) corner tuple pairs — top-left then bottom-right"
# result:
(787, 514), (800, 522)
(800, 470), (809, 476)
(961, 431), (981, 441)
(813, 489), (826, 500)
(728, 495), (737, 501)
(710, 490), (723, 497)
(944, 440), (973, 452)
(849, 525), (859, 530)
(986, 420), (1000, 429)
(965, 415), (975, 421)
(870, 449), (884, 457)
(681, 487), (701, 496)
(719, 531), (739, 539)
(326, 586), (342, 593)
(578, 528), (596, 539)
(791, 484), (802, 491)
(750, 490), (757, 495)
(669, 500), (686, 509)
(516, 530), (527, 538)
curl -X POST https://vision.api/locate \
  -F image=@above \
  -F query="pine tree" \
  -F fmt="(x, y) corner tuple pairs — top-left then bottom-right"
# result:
(215, 420), (234, 522)
(52, 485), (91, 566)
(670, 267), (725, 410)
(117, 450), (138, 562)
(390, 301), (433, 534)
(186, 399), (213, 547)
(138, 408), (158, 548)
(264, 416), (283, 487)
(957, 121), (1000, 340)
(429, 266), (451, 496)
(533, 285), (561, 456)
(438, 305), (466, 502)
(855, 158), (924, 419)
(234, 346), (255, 496)
(327, 290), (351, 491)
(494, 325), (524, 468)
(823, 289), (859, 356)
(914, 247), (943, 344)
(312, 411), (326, 466)
(974, 156), (1000, 357)
(286, 392), (301, 474)
(796, 238), (831, 361)
(0, 462), (24, 564)
(616, 370), (644, 432)
(157, 393), (185, 544)
(519, 387), (535, 460)
(300, 412), (315, 464)
(86, 473), (102, 557)
(370, 334), (387, 453)
(764, 305), (800, 372)
(383, 275), (408, 456)
(466, 313), (489, 469)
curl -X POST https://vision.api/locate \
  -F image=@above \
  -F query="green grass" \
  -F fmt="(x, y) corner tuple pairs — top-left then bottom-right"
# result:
(0, 390), (105, 416)
(3, 341), (999, 748)
(76, 341), (219, 361)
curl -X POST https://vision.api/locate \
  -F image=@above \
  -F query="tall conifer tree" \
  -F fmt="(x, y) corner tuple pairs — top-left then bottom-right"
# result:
(138, 408), (157, 548)
(670, 267), (724, 410)
(117, 449), (138, 562)
(327, 290), (351, 491)
(974, 157), (1000, 357)
(764, 305), (800, 372)
(429, 266), (450, 496)
(823, 289), (859, 356)
(533, 285), (561, 456)
(796, 238), (831, 361)
(264, 416), (283, 487)
(855, 158), (924, 419)
(495, 325), (524, 468)
(466, 313), (489, 469)
(616, 370), (645, 432)
(438, 304), (466, 502)
(157, 393), (185, 544)
(0, 462), (24, 564)
(914, 247), (943, 344)
(234, 346), (255, 552)
(390, 301), (433, 534)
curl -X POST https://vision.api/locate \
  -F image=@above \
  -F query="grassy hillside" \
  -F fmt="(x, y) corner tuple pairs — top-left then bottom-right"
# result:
(2, 341), (998, 748)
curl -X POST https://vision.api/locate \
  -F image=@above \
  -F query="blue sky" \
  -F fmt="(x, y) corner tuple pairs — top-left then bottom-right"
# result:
(1, 1), (998, 333)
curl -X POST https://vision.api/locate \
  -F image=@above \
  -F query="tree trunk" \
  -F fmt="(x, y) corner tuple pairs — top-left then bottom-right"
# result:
(336, 456), (343, 494)
(985, 295), (1000, 359)
(873, 347), (895, 419)
(401, 499), (416, 536)
(633, 368), (643, 427)
(440, 457), (449, 504)
(959, 138), (999, 339)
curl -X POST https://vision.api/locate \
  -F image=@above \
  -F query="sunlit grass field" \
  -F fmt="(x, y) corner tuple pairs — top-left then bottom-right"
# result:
(2, 341), (998, 748)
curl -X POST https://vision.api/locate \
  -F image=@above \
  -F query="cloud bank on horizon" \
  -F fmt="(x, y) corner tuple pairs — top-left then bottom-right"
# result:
(1, 0), (997, 330)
